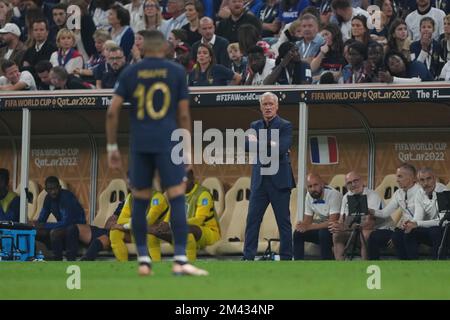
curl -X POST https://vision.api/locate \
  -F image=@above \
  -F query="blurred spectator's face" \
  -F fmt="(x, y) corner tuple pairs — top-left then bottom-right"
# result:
(351, 19), (365, 38)
(199, 19), (215, 41)
(37, 70), (51, 85)
(196, 46), (212, 65)
(94, 38), (105, 53)
(52, 9), (67, 27)
(368, 46), (383, 65)
(293, 26), (302, 38)
(289, 46), (301, 62)
(382, 0), (393, 17)
(420, 20), (434, 38)
(387, 55), (406, 75)
(185, 4), (198, 21)
(335, 7), (353, 22)
(228, 47), (242, 62)
(167, 0), (183, 15)
(168, 32), (181, 47)
(320, 29), (333, 46)
(134, 33), (144, 51)
(301, 18), (318, 40)
(0, 2), (9, 21)
(230, 0), (244, 17)
(394, 23), (408, 40)
(248, 52), (265, 72)
(4, 64), (20, 84)
(445, 19), (450, 35)
(32, 22), (48, 43)
(343, 44), (350, 63)
(144, 0), (158, 17)
(0, 32), (13, 44)
(59, 34), (74, 50)
(108, 50), (125, 70)
(108, 9), (120, 26)
(416, 0), (430, 8)
(348, 47), (363, 66)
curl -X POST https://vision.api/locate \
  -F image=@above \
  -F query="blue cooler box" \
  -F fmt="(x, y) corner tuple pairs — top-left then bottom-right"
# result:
(0, 228), (36, 261)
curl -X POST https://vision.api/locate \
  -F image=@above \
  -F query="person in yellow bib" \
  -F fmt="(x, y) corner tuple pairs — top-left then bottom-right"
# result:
(109, 189), (169, 262)
(149, 170), (221, 261)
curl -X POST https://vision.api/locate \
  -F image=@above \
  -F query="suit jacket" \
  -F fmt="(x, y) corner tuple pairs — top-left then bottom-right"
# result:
(247, 115), (295, 191)
(192, 36), (231, 68)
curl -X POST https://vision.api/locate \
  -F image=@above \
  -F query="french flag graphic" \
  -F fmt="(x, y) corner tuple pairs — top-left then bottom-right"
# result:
(310, 136), (339, 165)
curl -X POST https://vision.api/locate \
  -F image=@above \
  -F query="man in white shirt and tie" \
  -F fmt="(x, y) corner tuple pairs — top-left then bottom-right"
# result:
(403, 167), (447, 259)
(368, 163), (421, 260)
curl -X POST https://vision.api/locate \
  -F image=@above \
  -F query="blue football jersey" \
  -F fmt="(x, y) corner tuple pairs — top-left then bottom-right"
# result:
(115, 57), (189, 153)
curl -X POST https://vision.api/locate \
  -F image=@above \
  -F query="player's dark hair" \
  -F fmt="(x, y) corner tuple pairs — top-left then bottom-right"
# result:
(45, 176), (60, 187)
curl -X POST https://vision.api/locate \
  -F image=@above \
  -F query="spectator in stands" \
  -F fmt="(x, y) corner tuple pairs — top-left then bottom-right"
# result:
(49, 66), (91, 89)
(108, 4), (135, 58)
(67, 0), (97, 63)
(0, 22), (25, 76)
(160, 0), (189, 38)
(168, 28), (188, 48)
(367, 41), (386, 82)
(110, 189), (169, 262)
(258, 0), (281, 40)
(192, 17), (231, 67)
(340, 40), (374, 83)
(438, 14), (450, 63)
(330, 0), (372, 41)
(410, 17), (444, 79)
(124, 0), (145, 32)
(32, 176), (86, 261)
(387, 18), (412, 61)
(50, 28), (84, 75)
(228, 42), (248, 78)
(21, 19), (56, 77)
(0, 168), (19, 222)
(174, 43), (194, 71)
(293, 173), (341, 260)
(135, 0), (169, 33)
(330, 171), (384, 260)
(65, 201), (124, 261)
(402, 167), (447, 259)
(49, 3), (67, 44)
(238, 23), (263, 56)
(367, 163), (421, 260)
(181, 0), (203, 46)
(278, 0), (311, 27)
(351, 15), (375, 47)
(265, 41), (312, 84)
(244, 45), (275, 85)
(370, 0), (397, 45)
(35, 60), (53, 90)
(272, 19), (302, 56)
(129, 29), (146, 64)
(74, 29), (111, 78)
(296, 13), (324, 63)
(216, 0), (262, 43)
(188, 43), (241, 85)
(95, 46), (127, 89)
(0, 59), (36, 90)
(0, 0), (12, 29)
(379, 50), (433, 82)
(150, 170), (221, 261)
(311, 23), (345, 82)
(93, 0), (114, 30)
(405, 0), (445, 41)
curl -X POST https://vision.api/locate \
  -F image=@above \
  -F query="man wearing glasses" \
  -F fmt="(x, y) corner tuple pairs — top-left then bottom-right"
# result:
(95, 46), (127, 89)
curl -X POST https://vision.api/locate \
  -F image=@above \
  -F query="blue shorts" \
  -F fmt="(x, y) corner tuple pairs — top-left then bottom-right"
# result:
(129, 151), (186, 190)
(90, 226), (109, 241)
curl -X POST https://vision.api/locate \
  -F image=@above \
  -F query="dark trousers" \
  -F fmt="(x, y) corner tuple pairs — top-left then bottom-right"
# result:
(243, 177), (292, 260)
(367, 229), (393, 260)
(293, 229), (333, 260)
(36, 226), (69, 260)
(391, 228), (410, 260)
(404, 226), (442, 260)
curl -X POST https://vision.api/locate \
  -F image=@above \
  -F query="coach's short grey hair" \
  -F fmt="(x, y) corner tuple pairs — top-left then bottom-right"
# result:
(259, 92), (279, 104)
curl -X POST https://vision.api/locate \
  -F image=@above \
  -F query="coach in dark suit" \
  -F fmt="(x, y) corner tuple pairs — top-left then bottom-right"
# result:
(243, 92), (295, 261)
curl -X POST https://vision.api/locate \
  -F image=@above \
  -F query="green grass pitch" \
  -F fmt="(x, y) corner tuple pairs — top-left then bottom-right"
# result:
(1, 260), (450, 300)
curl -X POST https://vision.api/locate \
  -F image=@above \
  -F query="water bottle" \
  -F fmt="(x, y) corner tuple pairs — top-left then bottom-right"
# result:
(13, 250), (21, 261)
(34, 250), (45, 262)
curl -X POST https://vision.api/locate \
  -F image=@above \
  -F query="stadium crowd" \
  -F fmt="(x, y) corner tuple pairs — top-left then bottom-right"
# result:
(0, 0), (449, 90)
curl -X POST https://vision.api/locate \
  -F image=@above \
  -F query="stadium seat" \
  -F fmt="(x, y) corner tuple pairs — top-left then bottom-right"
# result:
(375, 174), (399, 204)
(329, 174), (347, 195)
(201, 177), (225, 217)
(35, 179), (68, 223)
(92, 179), (128, 228)
(205, 177), (251, 255)
(15, 180), (40, 221)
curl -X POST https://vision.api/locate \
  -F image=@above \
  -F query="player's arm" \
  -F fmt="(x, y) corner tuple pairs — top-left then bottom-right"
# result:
(187, 191), (214, 226)
(106, 94), (124, 148)
(147, 193), (169, 225)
